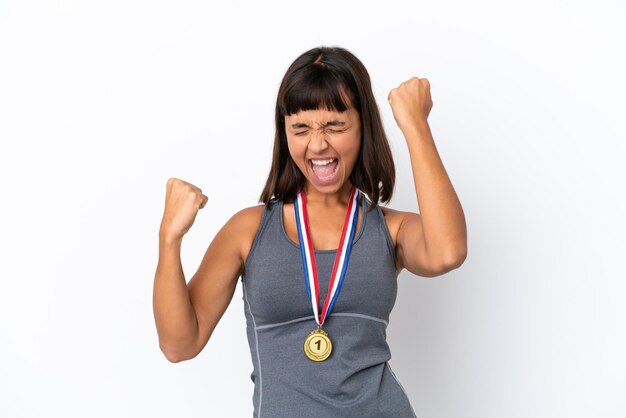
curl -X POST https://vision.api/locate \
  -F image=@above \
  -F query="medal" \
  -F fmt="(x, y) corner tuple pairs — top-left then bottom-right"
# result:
(303, 327), (332, 361)
(294, 186), (360, 362)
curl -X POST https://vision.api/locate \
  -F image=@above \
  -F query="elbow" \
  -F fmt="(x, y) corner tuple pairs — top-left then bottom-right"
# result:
(159, 341), (197, 363)
(442, 245), (467, 271)
(162, 350), (186, 363)
(429, 246), (467, 276)
(160, 345), (186, 363)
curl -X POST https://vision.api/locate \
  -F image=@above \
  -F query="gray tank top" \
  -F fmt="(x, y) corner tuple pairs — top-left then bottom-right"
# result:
(241, 192), (417, 417)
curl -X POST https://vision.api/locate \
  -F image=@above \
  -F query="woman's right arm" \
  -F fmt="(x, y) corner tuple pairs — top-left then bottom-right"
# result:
(153, 178), (260, 363)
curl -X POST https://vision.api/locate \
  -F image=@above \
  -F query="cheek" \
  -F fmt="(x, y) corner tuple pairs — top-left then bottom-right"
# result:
(286, 139), (307, 167)
(286, 138), (299, 156)
(339, 137), (361, 161)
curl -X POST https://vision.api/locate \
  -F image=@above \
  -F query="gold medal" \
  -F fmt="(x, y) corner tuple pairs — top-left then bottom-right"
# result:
(295, 187), (360, 362)
(303, 327), (332, 362)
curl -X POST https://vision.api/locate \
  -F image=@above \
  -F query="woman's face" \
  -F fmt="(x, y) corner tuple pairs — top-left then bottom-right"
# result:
(285, 106), (361, 195)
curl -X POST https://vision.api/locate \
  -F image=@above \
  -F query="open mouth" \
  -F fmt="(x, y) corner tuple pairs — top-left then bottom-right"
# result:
(309, 158), (339, 183)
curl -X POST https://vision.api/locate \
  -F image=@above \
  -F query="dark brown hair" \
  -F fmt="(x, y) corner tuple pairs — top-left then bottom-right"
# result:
(259, 46), (395, 213)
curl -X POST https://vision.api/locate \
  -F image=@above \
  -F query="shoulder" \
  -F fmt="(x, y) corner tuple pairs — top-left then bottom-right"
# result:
(225, 203), (270, 265)
(230, 203), (266, 223)
(226, 204), (267, 238)
(378, 206), (422, 248)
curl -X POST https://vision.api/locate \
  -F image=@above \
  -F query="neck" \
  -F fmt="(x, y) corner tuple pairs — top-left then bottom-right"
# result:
(302, 182), (354, 207)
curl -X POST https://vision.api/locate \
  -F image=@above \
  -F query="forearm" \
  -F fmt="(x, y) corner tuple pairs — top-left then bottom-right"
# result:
(403, 122), (467, 265)
(153, 234), (199, 359)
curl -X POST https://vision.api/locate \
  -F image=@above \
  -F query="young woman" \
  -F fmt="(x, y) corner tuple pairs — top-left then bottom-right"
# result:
(153, 46), (467, 417)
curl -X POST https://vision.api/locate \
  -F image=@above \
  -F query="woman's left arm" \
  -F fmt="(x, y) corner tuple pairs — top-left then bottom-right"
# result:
(388, 77), (467, 276)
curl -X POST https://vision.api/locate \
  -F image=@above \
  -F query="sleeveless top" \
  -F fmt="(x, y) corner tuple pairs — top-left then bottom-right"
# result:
(241, 193), (417, 418)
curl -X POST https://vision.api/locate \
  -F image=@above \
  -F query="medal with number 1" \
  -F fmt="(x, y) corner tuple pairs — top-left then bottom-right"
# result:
(294, 186), (360, 362)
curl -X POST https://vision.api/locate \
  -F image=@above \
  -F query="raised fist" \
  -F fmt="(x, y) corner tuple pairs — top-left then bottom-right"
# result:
(388, 76), (433, 133)
(159, 177), (209, 241)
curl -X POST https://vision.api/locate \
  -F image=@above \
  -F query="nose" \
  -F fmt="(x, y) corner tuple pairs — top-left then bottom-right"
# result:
(308, 130), (330, 153)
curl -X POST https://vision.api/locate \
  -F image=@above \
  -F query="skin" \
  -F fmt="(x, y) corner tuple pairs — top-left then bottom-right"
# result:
(153, 76), (467, 363)
(282, 105), (363, 251)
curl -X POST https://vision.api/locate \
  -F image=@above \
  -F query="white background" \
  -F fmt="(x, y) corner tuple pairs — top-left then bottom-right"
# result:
(1, 1), (625, 417)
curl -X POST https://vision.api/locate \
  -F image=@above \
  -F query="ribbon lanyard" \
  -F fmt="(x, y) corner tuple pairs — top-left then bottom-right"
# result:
(294, 186), (360, 327)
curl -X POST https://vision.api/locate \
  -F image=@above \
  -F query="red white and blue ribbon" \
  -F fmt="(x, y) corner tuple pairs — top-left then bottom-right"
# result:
(294, 186), (360, 327)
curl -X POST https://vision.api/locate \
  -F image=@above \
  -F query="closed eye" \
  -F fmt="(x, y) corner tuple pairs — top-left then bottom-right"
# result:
(293, 129), (346, 136)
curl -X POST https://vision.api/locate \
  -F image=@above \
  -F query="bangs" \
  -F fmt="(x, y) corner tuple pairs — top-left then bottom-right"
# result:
(261, 46), (395, 209)
(280, 65), (354, 116)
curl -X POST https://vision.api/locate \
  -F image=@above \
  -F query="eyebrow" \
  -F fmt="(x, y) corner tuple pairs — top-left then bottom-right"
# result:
(290, 120), (346, 129)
